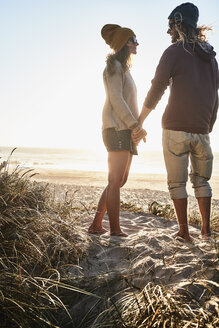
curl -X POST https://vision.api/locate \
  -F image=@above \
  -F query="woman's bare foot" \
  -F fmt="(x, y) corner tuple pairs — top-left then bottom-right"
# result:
(88, 225), (107, 235)
(174, 231), (192, 243)
(110, 231), (128, 237)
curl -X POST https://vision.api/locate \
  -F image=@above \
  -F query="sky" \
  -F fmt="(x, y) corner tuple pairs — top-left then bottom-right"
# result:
(0, 0), (219, 153)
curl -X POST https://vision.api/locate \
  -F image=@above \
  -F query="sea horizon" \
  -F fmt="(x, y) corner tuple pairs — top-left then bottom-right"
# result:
(1, 145), (219, 177)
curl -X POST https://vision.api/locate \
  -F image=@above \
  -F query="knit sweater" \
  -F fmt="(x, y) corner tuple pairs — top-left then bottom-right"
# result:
(144, 41), (219, 134)
(102, 60), (138, 131)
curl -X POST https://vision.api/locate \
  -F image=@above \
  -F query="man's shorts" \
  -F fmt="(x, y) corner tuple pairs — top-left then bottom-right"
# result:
(162, 129), (213, 199)
(102, 128), (138, 155)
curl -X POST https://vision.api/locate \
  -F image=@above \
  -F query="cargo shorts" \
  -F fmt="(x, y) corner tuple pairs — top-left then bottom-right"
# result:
(162, 129), (213, 199)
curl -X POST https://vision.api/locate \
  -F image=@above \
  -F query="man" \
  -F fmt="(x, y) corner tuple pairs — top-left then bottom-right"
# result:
(133, 2), (218, 241)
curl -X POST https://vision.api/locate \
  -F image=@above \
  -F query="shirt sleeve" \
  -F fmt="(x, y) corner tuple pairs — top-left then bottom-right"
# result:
(105, 62), (138, 128)
(209, 66), (219, 132)
(209, 94), (218, 132)
(144, 46), (175, 109)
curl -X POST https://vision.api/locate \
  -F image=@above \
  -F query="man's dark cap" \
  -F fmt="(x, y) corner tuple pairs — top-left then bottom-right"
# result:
(168, 2), (199, 28)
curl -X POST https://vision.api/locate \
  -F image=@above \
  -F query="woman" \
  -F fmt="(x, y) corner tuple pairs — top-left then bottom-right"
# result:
(88, 24), (146, 236)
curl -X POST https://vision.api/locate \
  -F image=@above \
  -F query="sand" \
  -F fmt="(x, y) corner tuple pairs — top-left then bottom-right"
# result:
(30, 171), (219, 327)
(32, 171), (219, 325)
(33, 167), (219, 199)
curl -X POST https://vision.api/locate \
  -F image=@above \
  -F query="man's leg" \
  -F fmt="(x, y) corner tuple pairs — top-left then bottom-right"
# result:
(172, 198), (192, 241)
(189, 134), (213, 238)
(197, 197), (211, 238)
(162, 129), (191, 241)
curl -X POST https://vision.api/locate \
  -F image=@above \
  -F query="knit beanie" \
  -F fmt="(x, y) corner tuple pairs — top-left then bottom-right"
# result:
(168, 2), (199, 28)
(101, 24), (135, 52)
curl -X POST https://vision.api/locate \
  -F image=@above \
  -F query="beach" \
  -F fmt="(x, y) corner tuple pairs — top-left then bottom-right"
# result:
(31, 171), (219, 326)
(1, 146), (219, 200)
(32, 167), (219, 231)
(2, 149), (219, 325)
(33, 167), (219, 200)
(0, 164), (213, 326)
(32, 167), (219, 222)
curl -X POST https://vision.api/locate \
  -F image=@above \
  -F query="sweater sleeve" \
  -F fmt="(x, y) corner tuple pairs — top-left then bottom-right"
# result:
(209, 94), (218, 132)
(105, 62), (138, 128)
(144, 46), (174, 109)
(209, 69), (219, 132)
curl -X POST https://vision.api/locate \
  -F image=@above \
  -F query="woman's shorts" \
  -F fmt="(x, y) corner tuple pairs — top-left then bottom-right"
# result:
(102, 128), (138, 155)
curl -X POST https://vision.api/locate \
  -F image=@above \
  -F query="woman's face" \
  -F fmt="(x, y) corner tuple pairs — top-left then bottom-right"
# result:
(126, 36), (139, 55)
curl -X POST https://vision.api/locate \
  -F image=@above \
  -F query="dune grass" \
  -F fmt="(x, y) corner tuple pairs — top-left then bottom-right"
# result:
(148, 200), (219, 233)
(0, 150), (93, 327)
(0, 150), (218, 327)
(92, 281), (219, 328)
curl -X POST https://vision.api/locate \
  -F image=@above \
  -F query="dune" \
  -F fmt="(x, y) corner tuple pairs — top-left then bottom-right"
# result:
(39, 181), (219, 326)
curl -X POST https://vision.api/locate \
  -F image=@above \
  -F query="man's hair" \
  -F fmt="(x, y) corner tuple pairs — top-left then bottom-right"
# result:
(175, 21), (212, 45)
(105, 44), (132, 76)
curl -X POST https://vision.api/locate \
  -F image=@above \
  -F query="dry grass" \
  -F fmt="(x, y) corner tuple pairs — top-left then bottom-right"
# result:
(1, 150), (218, 327)
(148, 201), (219, 233)
(92, 282), (219, 328)
(120, 200), (144, 213)
(0, 150), (92, 327)
(148, 201), (176, 220)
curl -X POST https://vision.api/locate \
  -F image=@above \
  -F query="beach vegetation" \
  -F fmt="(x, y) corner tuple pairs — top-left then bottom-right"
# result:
(0, 150), (93, 328)
(148, 201), (219, 233)
(148, 201), (176, 220)
(120, 200), (144, 213)
(92, 281), (219, 327)
(0, 150), (218, 327)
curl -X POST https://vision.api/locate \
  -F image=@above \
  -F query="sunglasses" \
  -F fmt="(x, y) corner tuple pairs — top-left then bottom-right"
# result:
(130, 36), (138, 44)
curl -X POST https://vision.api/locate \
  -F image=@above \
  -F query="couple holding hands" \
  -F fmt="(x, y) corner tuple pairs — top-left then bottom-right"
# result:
(89, 2), (218, 242)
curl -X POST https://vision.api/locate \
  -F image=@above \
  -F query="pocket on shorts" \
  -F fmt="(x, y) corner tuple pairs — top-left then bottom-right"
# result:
(166, 130), (189, 156)
(195, 134), (213, 160)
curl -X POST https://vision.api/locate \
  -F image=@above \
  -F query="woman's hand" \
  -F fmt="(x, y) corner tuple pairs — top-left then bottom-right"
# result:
(131, 126), (147, 145)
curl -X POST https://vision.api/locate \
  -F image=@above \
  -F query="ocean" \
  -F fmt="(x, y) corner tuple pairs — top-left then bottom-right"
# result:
(0, 146), (219, 177)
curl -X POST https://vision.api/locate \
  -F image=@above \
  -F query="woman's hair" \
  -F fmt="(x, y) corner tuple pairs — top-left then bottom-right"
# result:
(105, 44), (131, 75)
(175, 22), (212, 45)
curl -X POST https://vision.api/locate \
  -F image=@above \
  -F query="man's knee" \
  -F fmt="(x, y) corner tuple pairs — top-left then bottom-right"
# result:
(168, 182), (188, 199)
(190, 174), (212, 198)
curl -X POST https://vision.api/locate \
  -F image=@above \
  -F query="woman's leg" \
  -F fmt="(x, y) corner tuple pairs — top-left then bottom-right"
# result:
(88, 187), (108, 233)
(107, 151), (132, 236)
(88, 151), (132, 234)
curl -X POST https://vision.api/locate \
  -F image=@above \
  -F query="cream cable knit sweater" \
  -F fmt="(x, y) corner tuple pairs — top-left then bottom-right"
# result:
(102, 60), (139, 131)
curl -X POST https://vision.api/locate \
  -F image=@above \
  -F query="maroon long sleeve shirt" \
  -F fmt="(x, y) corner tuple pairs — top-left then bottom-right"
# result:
(144, 41), (219, 134)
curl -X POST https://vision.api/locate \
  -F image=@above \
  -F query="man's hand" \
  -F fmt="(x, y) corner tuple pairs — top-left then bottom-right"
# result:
(132, 126), (147, 145)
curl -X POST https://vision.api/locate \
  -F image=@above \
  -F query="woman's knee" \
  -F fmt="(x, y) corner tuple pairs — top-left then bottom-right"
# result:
(120, 175), (128, 187)
(108, 175), (123, 188)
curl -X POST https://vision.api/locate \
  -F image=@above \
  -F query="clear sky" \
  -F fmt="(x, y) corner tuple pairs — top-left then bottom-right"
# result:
(0, 0), (218, 153)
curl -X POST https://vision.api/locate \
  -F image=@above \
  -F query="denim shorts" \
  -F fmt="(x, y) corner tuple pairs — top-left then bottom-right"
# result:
(102, 128), (138, 155)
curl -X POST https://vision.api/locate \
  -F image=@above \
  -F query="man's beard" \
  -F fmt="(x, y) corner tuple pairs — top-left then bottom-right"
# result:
(171, 31), (179, 43)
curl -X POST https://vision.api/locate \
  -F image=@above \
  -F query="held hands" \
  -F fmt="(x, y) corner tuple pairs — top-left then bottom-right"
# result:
(131, 126), (147, 145)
